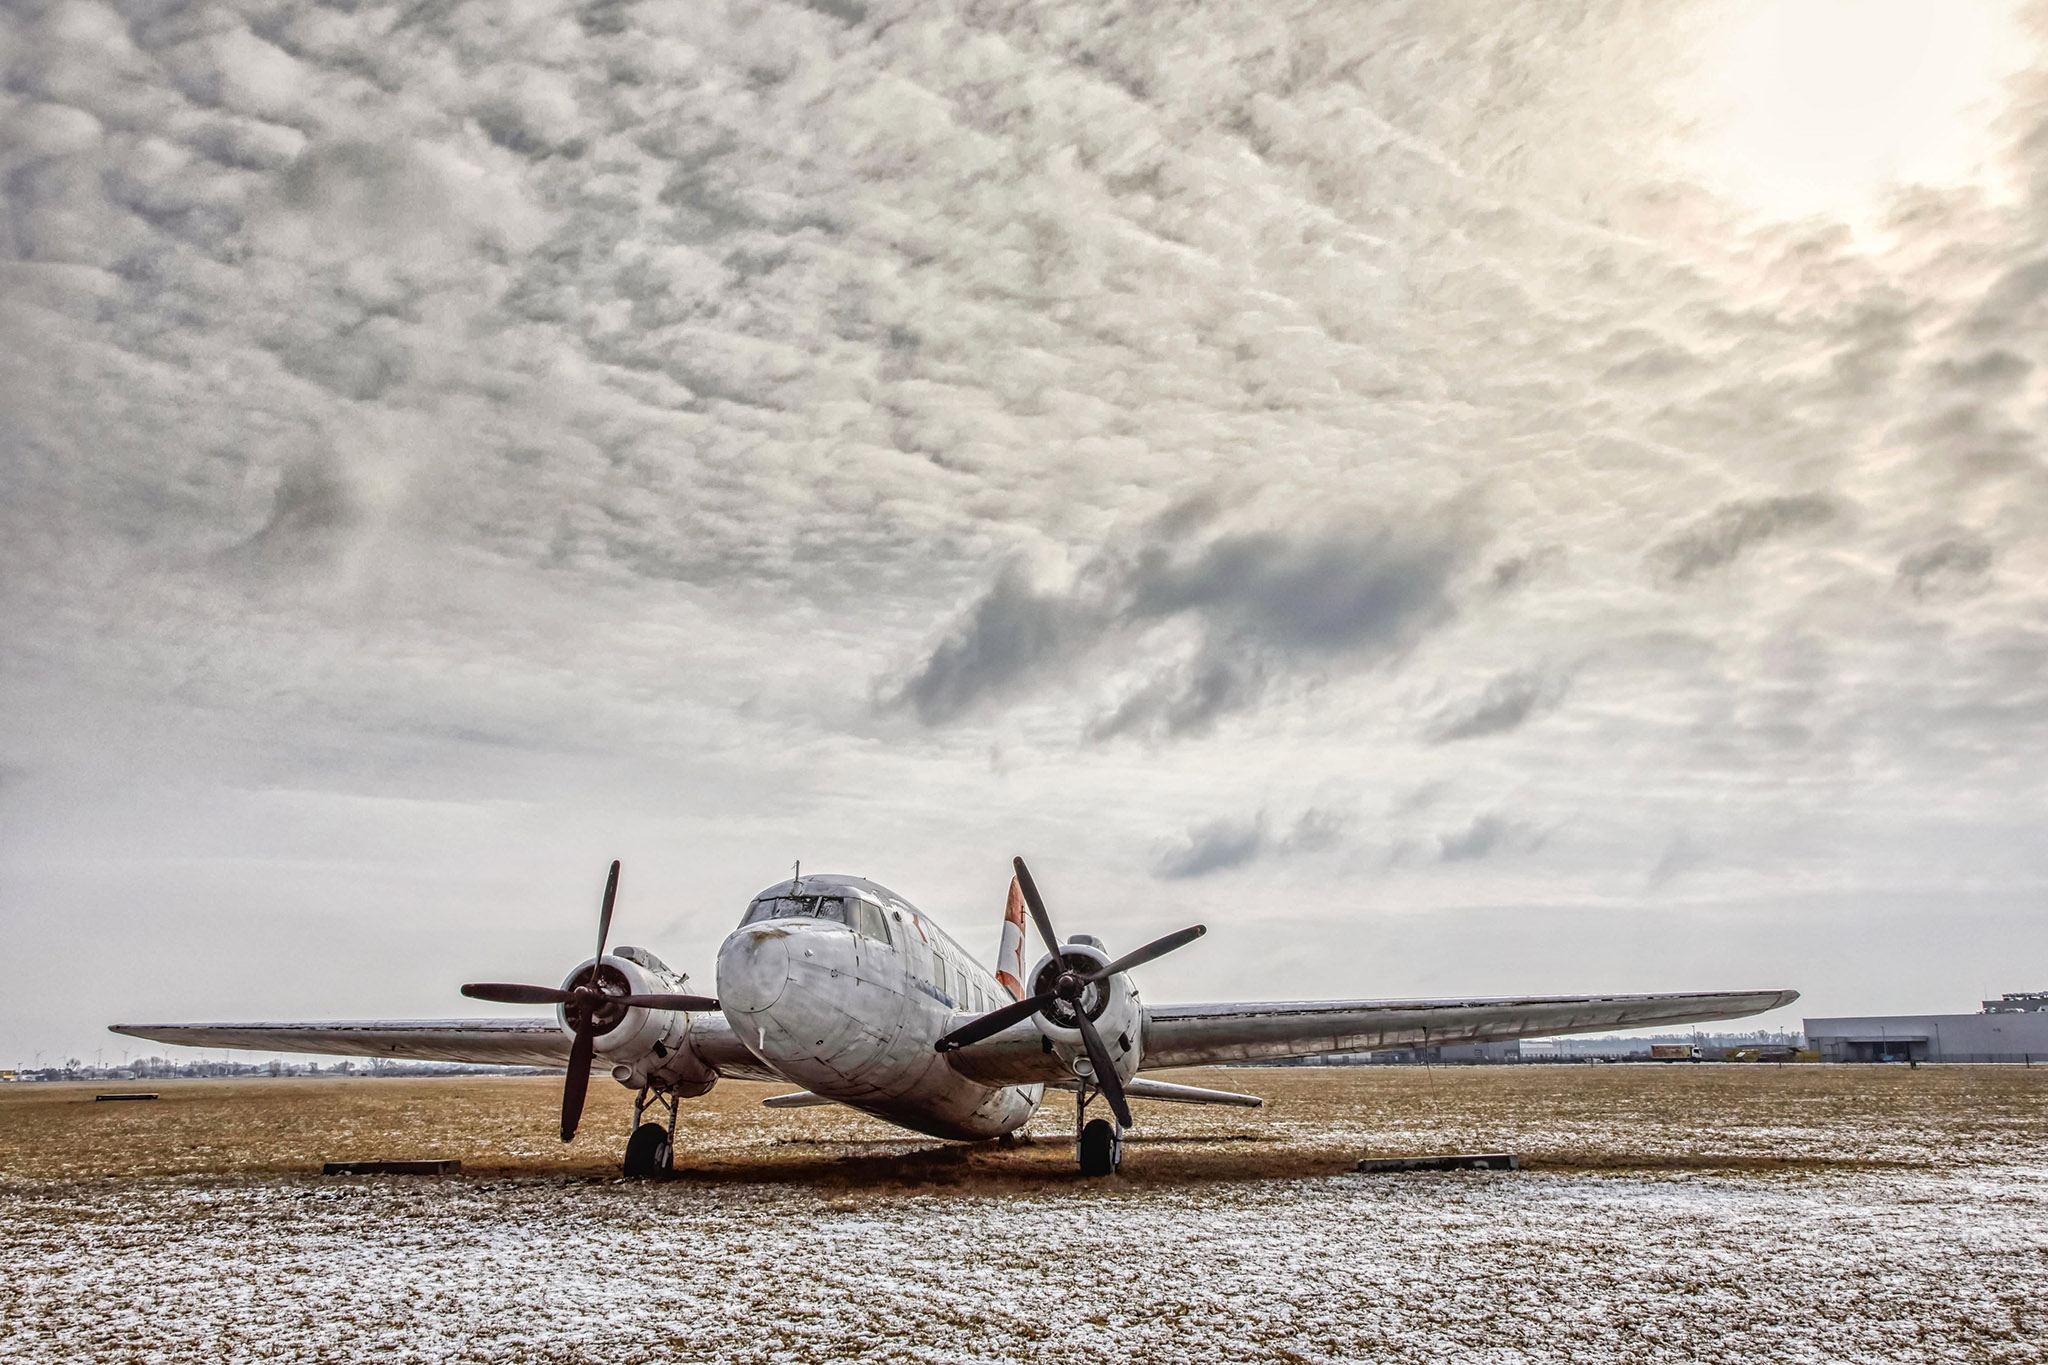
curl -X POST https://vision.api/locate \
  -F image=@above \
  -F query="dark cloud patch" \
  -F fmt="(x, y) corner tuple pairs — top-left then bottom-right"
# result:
(1283, 806), (1349, 854)
(1122, 523), (1467, 657)
(1651, 494), (1837, 584)
(1427, 670), (1566, 743)
(1598, 329), (1702, 384)
(799, 0), (869, 25)
(1937, 350), (2032, 392)
(893, 566), (1107, 724)
(1438, 813), (1541, 863)
(1648, 830), (1708, 888)
(234, 459), (358, 564)
(1487, 548), (1557, 594)
(897, 506), (1477, 738)
(1966, 256), (2048, 336)
(278, 142), (460, 250)
(1154, 804), (1354, 880)
(1898, 538), (1993, 598)
(1090, 656), (1266, 742)
(273, 321), (415, 402)
(1155, 814), (1266, 880)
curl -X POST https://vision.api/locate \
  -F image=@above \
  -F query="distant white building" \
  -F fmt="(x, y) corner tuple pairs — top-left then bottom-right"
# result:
(1805, 995), (2048, 1063)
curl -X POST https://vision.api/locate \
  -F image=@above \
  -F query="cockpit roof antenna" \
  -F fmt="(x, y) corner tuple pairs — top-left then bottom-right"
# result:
(792, 859), (802, 894)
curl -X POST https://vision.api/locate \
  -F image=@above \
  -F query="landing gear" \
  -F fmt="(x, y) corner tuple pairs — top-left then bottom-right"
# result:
(1078, 1118), (1121, 1177)
(1073, 1080), (1123, 1177)
(624, 1123), (672, 1178)
(625, 1086), (679, 1179)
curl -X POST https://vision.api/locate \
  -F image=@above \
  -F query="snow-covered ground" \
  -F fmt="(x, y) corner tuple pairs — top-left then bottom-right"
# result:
(6, 1165), (2045, 1360)
(3, 1069), (2045, 1362)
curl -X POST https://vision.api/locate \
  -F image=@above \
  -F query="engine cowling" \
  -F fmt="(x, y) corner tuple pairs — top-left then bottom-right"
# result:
(558, 947), (718, 1096)
(1028, 938), (1143, 1086)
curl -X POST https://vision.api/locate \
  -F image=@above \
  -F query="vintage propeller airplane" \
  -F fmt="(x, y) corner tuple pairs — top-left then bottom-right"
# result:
(114, 857), (1798, 1177)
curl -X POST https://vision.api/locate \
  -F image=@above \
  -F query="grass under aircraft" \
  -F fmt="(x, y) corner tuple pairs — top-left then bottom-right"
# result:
(115, 858), (1798, 1176)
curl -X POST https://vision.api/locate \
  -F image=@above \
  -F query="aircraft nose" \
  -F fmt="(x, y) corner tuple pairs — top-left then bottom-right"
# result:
(717, 927), (790, 1015)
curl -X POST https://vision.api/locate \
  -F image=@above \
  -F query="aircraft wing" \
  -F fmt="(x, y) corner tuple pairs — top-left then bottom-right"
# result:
(110, 1018), (577, 1068)
(1138, 988), (1801, 1069)
(109, 1015), (778, 1081)
(943, 987), (1797, 1084)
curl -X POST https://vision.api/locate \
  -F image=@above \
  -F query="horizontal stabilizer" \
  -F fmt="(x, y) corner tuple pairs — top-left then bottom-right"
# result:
(1048, 1076), (1263, 1108)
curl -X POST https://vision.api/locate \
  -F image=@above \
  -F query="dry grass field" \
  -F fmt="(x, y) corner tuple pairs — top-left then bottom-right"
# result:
(3, 1064), (2045, 1362)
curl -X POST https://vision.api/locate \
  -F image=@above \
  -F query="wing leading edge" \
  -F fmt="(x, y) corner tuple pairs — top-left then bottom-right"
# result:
(110, 1019), (576, 1068)
(109, 1015), (776, 1080)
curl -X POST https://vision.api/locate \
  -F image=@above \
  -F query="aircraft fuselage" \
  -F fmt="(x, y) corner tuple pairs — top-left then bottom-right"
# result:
(587, 875), (1045, 1140)
(716, 915), (1041, 1139)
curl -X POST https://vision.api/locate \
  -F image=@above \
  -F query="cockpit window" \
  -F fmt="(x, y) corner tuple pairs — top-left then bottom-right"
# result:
(743, 895), (853, 926)
(852, 899), (891, 945)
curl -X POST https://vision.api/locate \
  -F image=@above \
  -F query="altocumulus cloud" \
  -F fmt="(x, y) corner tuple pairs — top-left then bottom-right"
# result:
(3, 0), (2048, 1055)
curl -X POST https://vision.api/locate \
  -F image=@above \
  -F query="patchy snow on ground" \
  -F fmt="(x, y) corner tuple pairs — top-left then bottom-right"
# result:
(4, 1067), (2045, 1363)
(4, 1165), (2044, 1363)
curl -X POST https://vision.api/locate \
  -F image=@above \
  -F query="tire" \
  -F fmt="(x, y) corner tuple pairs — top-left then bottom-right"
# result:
(623, 1122), (672, 1179)
(1078, 1118), (1120, 1177)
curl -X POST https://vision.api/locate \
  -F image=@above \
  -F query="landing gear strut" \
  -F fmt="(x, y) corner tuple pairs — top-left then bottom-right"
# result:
(1074, 1079), (1123, 1177)
(624, 1086), (679, 1179)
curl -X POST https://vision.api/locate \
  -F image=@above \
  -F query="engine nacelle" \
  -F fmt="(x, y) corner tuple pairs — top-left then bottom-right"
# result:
(1028, 937), (1143, 1086)
(559, 946), (718, 1097)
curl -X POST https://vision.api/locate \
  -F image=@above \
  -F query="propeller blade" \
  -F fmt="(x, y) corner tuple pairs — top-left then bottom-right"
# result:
(561, 1025), (595, 1142)
(1074, 1009), (1132, 1129)
(595, 859), (621, 966)
(1010, 857), (1064, 960)
(615, 993), (721, 1012)
(935, 992), (1055, 1053)
(460, 983), (572, 1005)
(1084, 925), (1207, 982)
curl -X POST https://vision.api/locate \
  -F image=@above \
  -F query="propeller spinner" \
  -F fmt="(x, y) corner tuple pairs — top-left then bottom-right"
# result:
(460, 860), (719, 1142)
(934, 856), (1204, 1129)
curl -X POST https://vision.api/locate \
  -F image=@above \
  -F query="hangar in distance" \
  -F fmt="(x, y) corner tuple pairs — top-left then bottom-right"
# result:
(114, 858), (1798, 1177)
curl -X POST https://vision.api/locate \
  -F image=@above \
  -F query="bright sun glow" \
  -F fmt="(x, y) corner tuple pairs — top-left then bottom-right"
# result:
(1684, 0), (2035, 224)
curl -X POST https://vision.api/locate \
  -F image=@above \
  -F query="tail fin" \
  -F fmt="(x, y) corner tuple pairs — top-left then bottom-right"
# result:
(995, 877), (1029, 1001)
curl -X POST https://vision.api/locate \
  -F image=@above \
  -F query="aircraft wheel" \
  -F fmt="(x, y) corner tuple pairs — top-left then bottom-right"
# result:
(1078, 1118), (1121, 1177)
(623, 1122), (673, 1179)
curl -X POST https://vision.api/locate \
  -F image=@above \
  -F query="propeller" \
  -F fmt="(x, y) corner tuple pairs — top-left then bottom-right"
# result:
(458, 860), (719, 1142)
(460, 983), (720, 1011)
(935, 856), (1205, 1131)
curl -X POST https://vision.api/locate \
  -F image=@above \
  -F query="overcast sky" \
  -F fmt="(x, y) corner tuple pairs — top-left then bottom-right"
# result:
(5, 0), (2046, 1064)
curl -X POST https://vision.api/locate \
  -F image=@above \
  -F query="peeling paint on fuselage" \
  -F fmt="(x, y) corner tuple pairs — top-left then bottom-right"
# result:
(715, 882), (1042, 1141)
